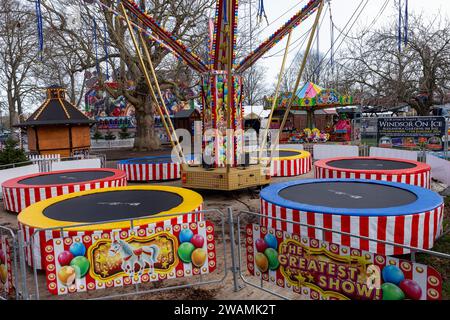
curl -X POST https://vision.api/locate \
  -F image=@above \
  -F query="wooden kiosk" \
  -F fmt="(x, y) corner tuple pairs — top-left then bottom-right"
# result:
(17, 85), (95, 157)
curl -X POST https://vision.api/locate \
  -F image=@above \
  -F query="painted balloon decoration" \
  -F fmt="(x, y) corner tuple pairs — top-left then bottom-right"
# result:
(57, 242), (90, 287)
(380, 265), (422, 300)
(177, 228), (207, 268)
(255, 233), (280, 273)
(0, 249), (6, 284)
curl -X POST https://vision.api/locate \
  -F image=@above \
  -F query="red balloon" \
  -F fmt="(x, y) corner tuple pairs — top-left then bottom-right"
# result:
(255, 239), (268, 253)
(58, 251), (74, 267)
(0, 249), (5, 264)
(399, 279), (423, 300)
(190, 234), (205, 249)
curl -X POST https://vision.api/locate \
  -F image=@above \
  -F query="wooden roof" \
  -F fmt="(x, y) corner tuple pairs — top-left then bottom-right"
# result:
(17, 85), (95, 127)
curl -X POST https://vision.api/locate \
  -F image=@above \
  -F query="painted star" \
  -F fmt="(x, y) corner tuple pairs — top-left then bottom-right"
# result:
(295, 273), (306, 285)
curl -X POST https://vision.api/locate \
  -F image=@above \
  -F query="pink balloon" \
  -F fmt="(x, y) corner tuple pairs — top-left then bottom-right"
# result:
(255, 239), (268, 253)
(399, 279), (423, 300)
(190, 234), (205, 249)
(58, 251), (74, 267)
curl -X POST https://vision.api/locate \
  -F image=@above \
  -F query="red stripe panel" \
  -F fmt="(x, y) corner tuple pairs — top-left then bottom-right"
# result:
(260, 202), (443, 255)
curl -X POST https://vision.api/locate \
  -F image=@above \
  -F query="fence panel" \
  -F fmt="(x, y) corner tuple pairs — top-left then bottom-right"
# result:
(370, 147), (419, 161)
(312, 144), (359, 160)
(0, 165), (40, 199)
(91, 139), (134, 150)
(427, 154), (450, 186)
(52, 158), (102, 171)
(235, 210), (449, 301)
(0, 226), (20, 300)
(21, 209), (227, 300)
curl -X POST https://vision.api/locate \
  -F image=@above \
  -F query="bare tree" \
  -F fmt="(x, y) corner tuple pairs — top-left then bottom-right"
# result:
(39, 0), (213, 151)
(241, 63), (268, 106)
(339, 13), (450, 115)
(0, 0), (40, 127)
(276, 51), (326, 93)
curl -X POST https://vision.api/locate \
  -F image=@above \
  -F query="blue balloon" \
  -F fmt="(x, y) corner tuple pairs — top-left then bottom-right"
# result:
(382, 265), (405, 285)
(69, 242), (86, 257)
(179, 229), (194, 243)
(264, 234), (278, 250)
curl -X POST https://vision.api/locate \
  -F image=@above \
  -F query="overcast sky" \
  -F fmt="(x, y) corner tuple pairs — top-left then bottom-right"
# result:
(246, 0), (450, 86)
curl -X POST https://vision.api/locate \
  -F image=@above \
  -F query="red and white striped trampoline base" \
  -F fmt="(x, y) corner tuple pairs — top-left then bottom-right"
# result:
(270, 153), (312, 177)
(17, 186), (204, 269)
(314, 157), (431, 188)
(118, 157), (181, 182)
(2, 169), (127, 213)
(261, 199), (444, 256)
(19, 206), (203, 270)
(260, 180), (445, 256)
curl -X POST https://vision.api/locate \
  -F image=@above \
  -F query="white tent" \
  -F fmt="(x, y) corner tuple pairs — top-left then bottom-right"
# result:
(243, 106), (270, 119)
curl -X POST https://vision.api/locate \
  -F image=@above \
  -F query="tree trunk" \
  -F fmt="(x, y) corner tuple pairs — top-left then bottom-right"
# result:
(306, 110), (316, 129)
(7, 89), (18, 128)
(134, 108), (161, 151)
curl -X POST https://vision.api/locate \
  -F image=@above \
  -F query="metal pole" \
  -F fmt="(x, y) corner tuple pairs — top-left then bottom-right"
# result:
(228, 207), (241, 292)
(119, 3), (184, 164)
(17, 230), (29, 300)
(269, 0), (325, 157)
(138, 31), (187, 164)
(226, 0), (234, 173)
(445, 117), (449, 160)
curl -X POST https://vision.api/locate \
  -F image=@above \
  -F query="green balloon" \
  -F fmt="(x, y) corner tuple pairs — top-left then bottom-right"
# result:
(178, 242), (195, 264)
(70, 256), (90, 278)
(382, 283), (405, 301)
(264, 248), (280, 271)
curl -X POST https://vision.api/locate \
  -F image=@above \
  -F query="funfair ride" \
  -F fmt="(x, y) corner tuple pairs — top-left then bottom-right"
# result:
(118, 0), (324, 191)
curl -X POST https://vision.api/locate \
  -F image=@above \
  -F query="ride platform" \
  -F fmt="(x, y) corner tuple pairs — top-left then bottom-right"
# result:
(181, 164), (271, 191)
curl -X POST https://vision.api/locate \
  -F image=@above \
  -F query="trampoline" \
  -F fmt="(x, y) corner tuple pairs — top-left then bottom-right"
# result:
(315, 157), (431, 188)
(260, 179), (444, 256)
(118, 155), (185, 182)
(260, 149), (312, 177)
(2, 169), (127, 213)
(18, 186), (203, 269)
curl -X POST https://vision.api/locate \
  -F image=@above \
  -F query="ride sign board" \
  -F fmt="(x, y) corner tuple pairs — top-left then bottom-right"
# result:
(246, 224), (442, 300)
(44, 221), (216, 295)
(377, 117), (447, 150)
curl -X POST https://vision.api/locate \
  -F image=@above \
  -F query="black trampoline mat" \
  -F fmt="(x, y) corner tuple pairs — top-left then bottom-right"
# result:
(265, 150), (301, 158)
(19, 171), (115, 186)
(279, 182), (417, 209)
(128, 156), (173, 164)
(327, 159), (417, 171)
(43, 190), (183, 223)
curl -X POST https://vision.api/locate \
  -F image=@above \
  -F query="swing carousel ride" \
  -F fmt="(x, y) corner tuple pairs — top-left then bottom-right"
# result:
(113, 0), (326, 191)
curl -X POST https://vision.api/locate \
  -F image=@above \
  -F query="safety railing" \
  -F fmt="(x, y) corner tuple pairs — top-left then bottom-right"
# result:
(3, 207), (449, 300)
(21, 209), (228, 300)
(234, 210), (450, 300)
(0, 225), (20, 300)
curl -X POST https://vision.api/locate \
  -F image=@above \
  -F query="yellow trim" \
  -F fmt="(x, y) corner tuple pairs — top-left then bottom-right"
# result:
(18, 186), (203, 231)
(260, 149), (311, 161)
(33, 100), (50, 120)
(58, 98), (71, 119)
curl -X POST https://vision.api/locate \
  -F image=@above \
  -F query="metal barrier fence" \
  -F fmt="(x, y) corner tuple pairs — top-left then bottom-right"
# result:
(0, 225), (20, 300)
(20, 209), (228, 300)
(234, 210), (450, 300)
(2, 207), (449, 300)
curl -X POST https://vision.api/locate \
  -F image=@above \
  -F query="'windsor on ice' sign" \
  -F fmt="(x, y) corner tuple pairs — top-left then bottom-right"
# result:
(377, 116), (447, 150)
